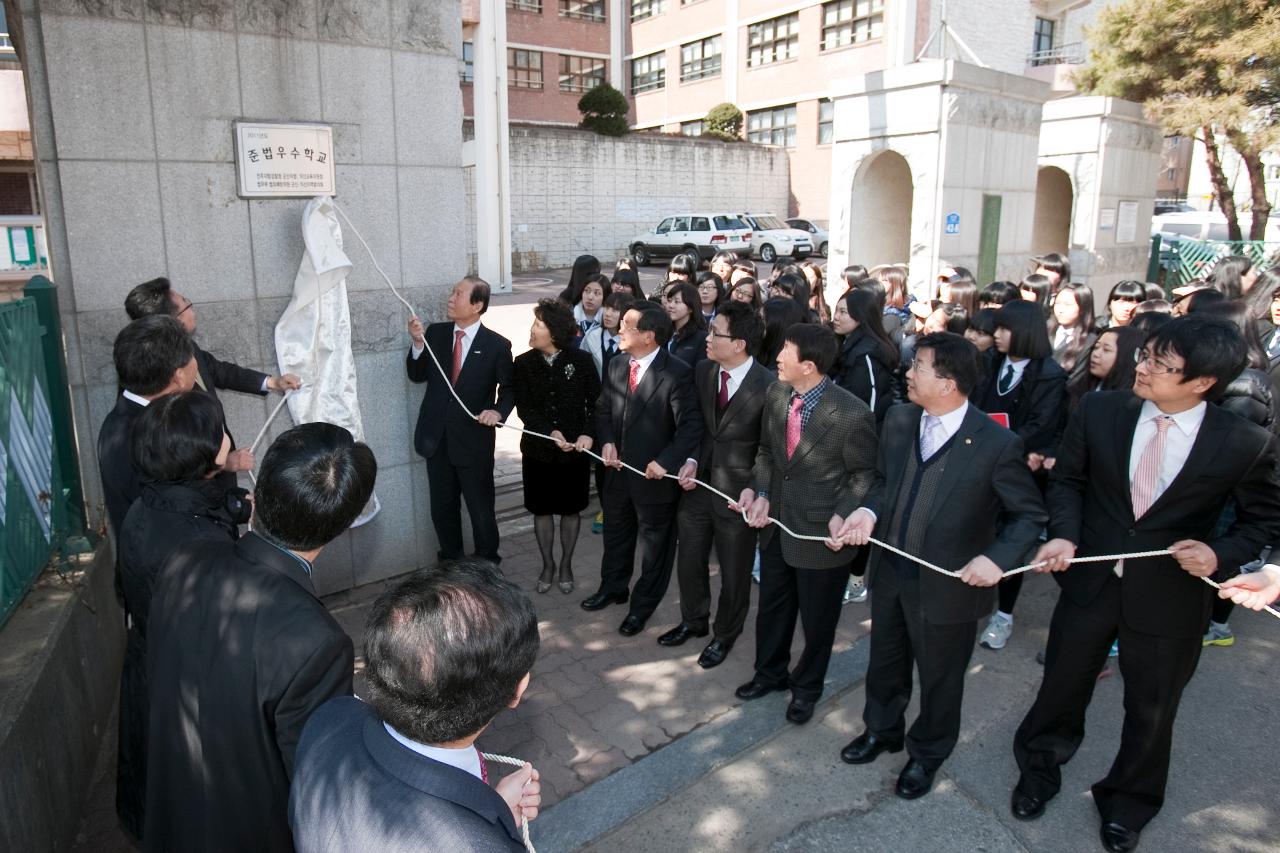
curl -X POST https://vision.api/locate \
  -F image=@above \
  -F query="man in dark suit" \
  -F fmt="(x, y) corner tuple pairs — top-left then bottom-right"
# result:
(290, 561), (541, 852)
(143, 423), (376, 853)
(408, 276), (515, 564)
(583, 300), (703, 636)
(659, 301), (772, 668)
(98, 316), (199, 552)
(1012, 316), (1280, 853)
(733, 324), (877, 725)
(839, 332), (1047, 800)
(125, 276), (301, 474)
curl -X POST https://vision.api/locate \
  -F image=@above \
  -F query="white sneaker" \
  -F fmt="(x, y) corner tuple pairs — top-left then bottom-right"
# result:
(980, 613), (1013, 650)
(842, 578), (867, 605)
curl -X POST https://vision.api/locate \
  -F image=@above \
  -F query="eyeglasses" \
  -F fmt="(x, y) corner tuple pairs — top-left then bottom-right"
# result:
(175, 297), (193, 316)
(1134, 349), (1183, 374)
(906, 358), (941, 376)
(707, 330), (737, 340)
(697, 283), (719, 292)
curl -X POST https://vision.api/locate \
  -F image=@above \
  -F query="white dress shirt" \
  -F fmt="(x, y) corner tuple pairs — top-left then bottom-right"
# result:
(718, 356), (755, 402)
(860, 401), (970, 523)
(1127, 399), (1206, 503)
(411, 320), (481, 370)
(384, 722), (483, 780)
(1052, 325), (1074, 352)
(996, 357), (1030, 395)
(122, 390), (151, 407)
(629, 346), (660, 386)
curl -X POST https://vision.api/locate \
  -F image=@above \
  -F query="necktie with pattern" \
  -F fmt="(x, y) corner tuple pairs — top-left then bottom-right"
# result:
(1131, 415), (1174, 519)
(628, 358), (640, 394)
(717, 370), (730, 411)
(920, 413), (944, 460)
(785, 395), (803, 458)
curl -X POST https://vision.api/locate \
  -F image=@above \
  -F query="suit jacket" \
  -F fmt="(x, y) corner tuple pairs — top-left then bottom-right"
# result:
(863, 403), (1048, 624)
(975, 354), (1067, 454)
(596, 348), (703, 504)
(408, 322), (515, 464)
(144, 533), (354, 853)
(97, 394), (147, 542)
(1048, 391), (1280, 638)
(195, 345), (268, 401)
(289, 697), (524, 853)
(751, 381), (878, 569)
(691, 358), (773, 516)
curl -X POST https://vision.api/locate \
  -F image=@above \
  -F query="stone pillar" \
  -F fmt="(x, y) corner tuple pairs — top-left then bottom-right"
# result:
(473, 0), (512, 292)
(827, 60), (1049, 303)
(13, 0), (466, 596)
(1038, 95), (1161, 296)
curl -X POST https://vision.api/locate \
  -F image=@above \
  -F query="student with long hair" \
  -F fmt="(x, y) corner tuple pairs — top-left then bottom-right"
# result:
(1019, 274), (1054, 317)
(842, 264), (871, 294)
(558, 254), (602, 305)
(1048, 283), (1098, 381)
(710, 250), (739, 283)
(760, 296), (808, 374)
(1065, 325), (1144, 412)
(1206, 254), (1256, 301)
(1099, 280), (1146, 329)
(964, 308), (998, 353)
(1031, 252), (1070, 290)
(875, 265), (911, 324)
(570, 273), (611, 346)
(800, 261), (831, 323)
(978, 281), (1021, 309)
(664, 281), (708, 368)
(610, 265), (641, 299)
(973, 299), (1068, 652)
(696, 271), (725, 323)
(729, 275), (764, 313)
(830, 288), (898, 425)
(939, 266), (978, 316)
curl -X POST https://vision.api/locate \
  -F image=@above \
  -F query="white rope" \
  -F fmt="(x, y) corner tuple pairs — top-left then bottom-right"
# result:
(481, 752), (536, 853)
(329, 200), (1280, 621)
(244, 391), (296, 487)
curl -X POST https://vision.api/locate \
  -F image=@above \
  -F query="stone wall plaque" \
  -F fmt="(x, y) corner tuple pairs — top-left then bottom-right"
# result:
(233, 121), (336, 198)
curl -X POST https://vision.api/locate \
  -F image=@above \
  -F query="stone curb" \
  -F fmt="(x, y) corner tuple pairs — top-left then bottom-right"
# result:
(530, 628), (874, 852)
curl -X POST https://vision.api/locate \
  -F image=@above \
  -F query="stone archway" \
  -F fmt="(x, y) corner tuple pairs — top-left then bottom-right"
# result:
(1031, 165), (1073, 255)
(848, 150), (913, 268)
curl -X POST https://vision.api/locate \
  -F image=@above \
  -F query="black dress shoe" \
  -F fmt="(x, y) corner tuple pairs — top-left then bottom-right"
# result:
(894, 760), (936, 800)
(580, 589), (629, 611)
(1100, 822), (1140, 853)
(1011, 790), (1046, 821)
(839, 732), (904, 765)
(657, 622), (709, 647)
(785, 696), (815, 724)
(618, 615), (645, 636)
(697, 638), (734, 669)
(734, 679), (787, 701)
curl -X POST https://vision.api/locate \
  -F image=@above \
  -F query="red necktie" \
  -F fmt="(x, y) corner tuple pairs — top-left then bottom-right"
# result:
(451, 329), (465, 384)
(785, 395), (803, 458)
(476, 747), (489, 784)
(717, 369), (730, 411)
(628, 358), (640, 394)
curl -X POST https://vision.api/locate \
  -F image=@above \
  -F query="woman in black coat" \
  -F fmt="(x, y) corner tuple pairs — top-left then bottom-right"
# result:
(662, 280), (708, 368)
(974, 300), (1068, 652)
(829, 287), (898, 426)
(115, 391), (245, 839)
(513, 298), (601, 595)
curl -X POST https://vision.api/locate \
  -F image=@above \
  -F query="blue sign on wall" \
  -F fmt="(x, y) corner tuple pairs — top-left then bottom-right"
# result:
(945, 212), (960, 235)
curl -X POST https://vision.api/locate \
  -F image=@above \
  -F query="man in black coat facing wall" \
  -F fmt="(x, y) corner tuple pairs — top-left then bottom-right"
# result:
(407, 276), (515, 564)
(144, 423), (376, 853)
(583, 300), (703, 637)
(840, 332), (1046, 801)
(1012, 316), (1280, 853)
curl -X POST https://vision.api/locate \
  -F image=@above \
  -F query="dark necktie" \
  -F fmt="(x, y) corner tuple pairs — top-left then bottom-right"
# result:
(717, 369), (730, 411)
(998, 362), (1015, 394)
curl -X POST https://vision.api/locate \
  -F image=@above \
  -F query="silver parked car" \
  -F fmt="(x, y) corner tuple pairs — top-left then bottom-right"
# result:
(738, 213), (813, 263)
(786, 218), (830, 258)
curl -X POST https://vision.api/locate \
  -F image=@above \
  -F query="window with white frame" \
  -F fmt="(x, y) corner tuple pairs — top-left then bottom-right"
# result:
(508, 49), (544, 89)
(507, 0), (542, 11)
(560, 54), (606, 92)
(460, 41), (474, 83)
(818, 99), (834, 144)
(631, 51), (666, 93)
(681, 120), (704, 137)
(748, 13), (799, 67)
(681, 35), (722, 81)
(821, 0), (883, 51)
(560, 0), (605, 21)
(631, 0), (666, 21)
(747, 104), (797, 147)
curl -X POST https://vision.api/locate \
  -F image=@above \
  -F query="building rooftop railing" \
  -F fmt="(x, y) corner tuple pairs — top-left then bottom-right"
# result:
(1027, 41), (1085, 67)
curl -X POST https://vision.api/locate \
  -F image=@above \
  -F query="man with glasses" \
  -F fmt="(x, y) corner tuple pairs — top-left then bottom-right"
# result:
(838, 332), (1045, 800)
(125, 277), (301, 474)
(1011, 315), (1280, 852)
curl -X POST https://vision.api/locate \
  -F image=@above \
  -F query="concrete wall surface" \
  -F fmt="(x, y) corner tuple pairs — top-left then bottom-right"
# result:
(12, 0), (466, 602)
(465, 124), (791, 273)
(0, 545), (122, 853)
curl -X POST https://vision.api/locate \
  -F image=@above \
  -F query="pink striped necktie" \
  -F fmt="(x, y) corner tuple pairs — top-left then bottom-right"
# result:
(785, 395), (803, 459)
(1131, 415), (1173, 519)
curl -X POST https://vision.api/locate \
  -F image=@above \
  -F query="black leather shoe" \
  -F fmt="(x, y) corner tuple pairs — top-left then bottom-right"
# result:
(618, 615), (645, 636)
(894, 760), (936, 800)
(657, 622), (709, 647)
(734, 679), (787, 701)
(1011, 791), (1046, 821)
(839, 732), (904, 765)
(785, 696), (815, 724)
(580, 590), (629, 611)
(697, 638), (734, 669)
(1100, 822), (1140, 853)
